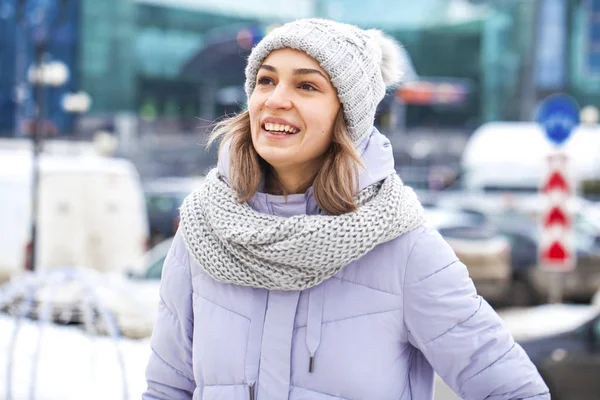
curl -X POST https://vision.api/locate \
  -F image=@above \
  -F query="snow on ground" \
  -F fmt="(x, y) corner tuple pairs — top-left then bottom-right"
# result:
(1, 291), (598, 399)
(0, 314), (151, 400)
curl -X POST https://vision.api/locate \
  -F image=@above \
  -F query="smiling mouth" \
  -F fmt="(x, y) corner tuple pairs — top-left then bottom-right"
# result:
(262, 122), (301, 135)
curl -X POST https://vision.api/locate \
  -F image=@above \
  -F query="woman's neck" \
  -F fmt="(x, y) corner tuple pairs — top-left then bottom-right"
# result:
(266, 165), (318, 195)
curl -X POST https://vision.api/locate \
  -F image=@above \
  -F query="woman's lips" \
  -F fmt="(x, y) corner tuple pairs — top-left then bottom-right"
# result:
(261, 117), (301, 132)
(261, 126), (299, 139)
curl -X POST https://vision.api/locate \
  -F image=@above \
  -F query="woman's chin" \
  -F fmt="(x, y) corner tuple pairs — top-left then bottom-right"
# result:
(256, 146), (298, 166)
(261, 155), (297, 170)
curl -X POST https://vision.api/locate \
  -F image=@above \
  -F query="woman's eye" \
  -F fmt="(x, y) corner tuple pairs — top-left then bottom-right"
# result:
(257, 77), (274, 85)
(299, 83), (317, 91)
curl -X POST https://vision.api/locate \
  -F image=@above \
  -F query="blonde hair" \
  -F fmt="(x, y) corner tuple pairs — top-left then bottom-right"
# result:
(207, 110), (363, 215)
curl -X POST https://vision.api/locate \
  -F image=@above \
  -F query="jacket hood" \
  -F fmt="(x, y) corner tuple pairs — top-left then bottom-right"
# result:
(354, 127), (396, 191)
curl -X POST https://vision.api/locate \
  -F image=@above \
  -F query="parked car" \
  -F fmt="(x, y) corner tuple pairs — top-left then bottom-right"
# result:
(143, 177), (204, 245)
(500, 298), (600, 400)
(426, 290), (600, 400)
(128, 237), (173, 280)
(430, 195), (600, 305)
(484, 211), (600, 304)
(0, 312), (151, 399)
(460, 122), (600, 194)
(488, 215), (541, 306)
(0, 268), (160, 340)
(0, 150), (149, 283)
(424, 208), (512, 305)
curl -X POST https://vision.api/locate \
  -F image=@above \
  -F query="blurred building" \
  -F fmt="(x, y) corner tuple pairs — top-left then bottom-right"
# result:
(0, 0), (80, 136)
(1, 0), (599, 141)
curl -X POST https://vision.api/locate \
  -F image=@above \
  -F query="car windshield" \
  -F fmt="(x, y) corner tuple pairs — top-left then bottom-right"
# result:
(483, 185), (538, 194)
(423, 209), (484, 229)
(576, 214), (600, 237)
(574, 315), (600, 341)
(438, 225), (498, 240)
(145, 256), (167, 279)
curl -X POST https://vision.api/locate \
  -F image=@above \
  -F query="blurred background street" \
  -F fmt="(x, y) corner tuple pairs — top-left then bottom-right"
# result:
(1, 0), (600, 399)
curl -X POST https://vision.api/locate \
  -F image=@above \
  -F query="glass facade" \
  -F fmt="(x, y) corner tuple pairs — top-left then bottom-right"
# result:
(133, 0), (313, 20)
(570, 0), (600, 107)
(0, 0), (79, 136)
(316, 0), (479, 29)
(0, 3), (18, 136)
(480, 1), (538, 122)
(390, 23), (483, 130)
(133, 4), (256, 121)
(2, 0), (599, 136)
(79, 0), (136, 113)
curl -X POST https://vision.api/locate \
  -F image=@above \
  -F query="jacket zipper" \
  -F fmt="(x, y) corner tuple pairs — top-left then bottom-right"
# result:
(248, 383), (255, 400)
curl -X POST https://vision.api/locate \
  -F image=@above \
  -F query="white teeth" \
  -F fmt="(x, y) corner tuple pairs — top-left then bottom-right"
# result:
(264, 122), (298, 134)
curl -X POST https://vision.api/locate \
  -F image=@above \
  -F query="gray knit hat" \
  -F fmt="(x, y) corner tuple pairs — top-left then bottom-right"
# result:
(245, 18), (407, 146)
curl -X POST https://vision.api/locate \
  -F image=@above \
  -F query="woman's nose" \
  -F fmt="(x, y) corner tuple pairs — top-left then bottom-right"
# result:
(265, 84), (292, 110)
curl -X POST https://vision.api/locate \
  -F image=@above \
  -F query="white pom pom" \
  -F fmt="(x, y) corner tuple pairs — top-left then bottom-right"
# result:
(367, 29), (411, 87)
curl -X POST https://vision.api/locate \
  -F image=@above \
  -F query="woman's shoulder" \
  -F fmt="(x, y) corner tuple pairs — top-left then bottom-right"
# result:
(334, 224), (460, 291)
(332, 225), (433, 294)
(168, 229), (193, 267)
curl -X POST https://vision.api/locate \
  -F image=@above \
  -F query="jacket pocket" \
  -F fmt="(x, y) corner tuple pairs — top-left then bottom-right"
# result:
(200, 384), (251, 399)
(192, 294), (251, 385)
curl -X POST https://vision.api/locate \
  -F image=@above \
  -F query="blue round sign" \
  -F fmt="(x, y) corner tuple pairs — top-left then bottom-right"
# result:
(536, 94), (580, 145)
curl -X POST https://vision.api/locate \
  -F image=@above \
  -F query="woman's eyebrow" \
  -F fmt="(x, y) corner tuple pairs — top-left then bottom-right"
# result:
(293, 68), (328, 81)
(259, 64), (328, 81)
(259, 64), (277, 72)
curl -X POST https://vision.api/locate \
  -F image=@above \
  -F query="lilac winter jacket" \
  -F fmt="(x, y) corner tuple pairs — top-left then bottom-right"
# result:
(144, 129), (550, 400)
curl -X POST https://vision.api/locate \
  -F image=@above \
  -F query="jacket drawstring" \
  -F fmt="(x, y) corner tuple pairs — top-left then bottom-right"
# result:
(306, 284), (325, 373)
(246, 289), (268, 399)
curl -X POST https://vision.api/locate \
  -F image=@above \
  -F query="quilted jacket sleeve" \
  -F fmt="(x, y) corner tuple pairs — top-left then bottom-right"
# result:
(403, 226), (550, 400)
(143, 231), (196, 399)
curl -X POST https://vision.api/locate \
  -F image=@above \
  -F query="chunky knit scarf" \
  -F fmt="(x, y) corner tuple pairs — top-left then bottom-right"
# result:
(179, 168), (424, 291)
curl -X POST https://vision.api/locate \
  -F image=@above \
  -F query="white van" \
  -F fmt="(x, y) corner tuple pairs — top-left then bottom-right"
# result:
(0, 149), (149, 282)
(461, 122), (600, 193)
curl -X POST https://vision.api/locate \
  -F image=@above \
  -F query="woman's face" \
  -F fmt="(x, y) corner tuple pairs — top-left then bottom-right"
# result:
(249, 48), (341, 174)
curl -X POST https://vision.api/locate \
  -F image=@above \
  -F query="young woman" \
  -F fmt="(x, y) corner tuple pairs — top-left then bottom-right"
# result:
(144, 18), (549, 400)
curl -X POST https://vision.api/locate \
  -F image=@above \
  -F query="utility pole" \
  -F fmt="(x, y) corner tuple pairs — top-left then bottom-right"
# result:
(17, 0), (70, 272)
(28, 40), (45, 272)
